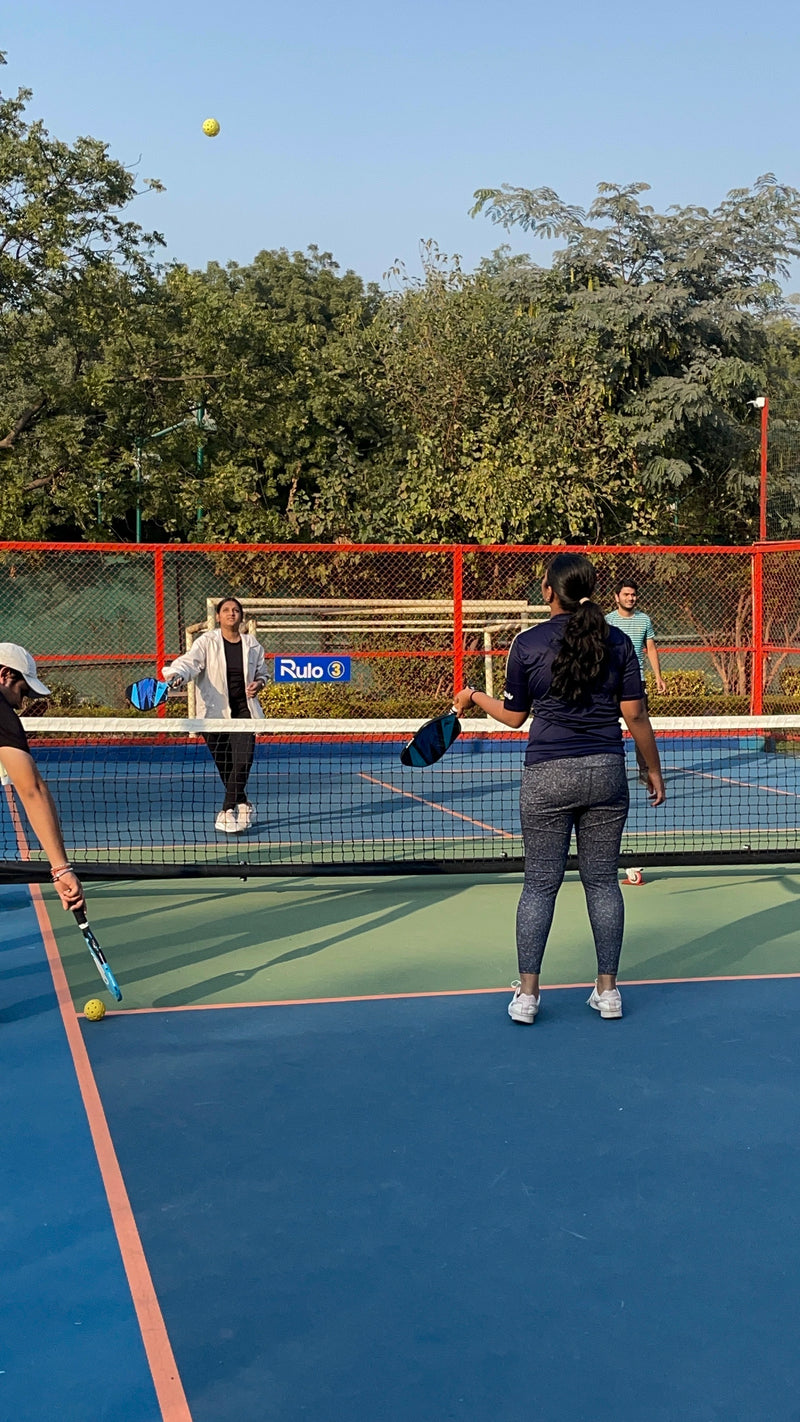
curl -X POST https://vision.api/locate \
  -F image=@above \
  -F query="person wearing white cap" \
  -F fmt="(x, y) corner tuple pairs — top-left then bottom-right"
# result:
(0, 644), (85, 912)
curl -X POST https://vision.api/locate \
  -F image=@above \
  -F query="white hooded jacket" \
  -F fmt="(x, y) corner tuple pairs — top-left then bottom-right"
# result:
(162, 629), (270, 719)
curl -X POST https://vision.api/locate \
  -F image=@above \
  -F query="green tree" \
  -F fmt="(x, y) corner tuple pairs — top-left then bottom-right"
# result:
(3, 53), (800, 552)
(364, 242), (662, 544)
(0, 264), (166, 537)
(146, 248), (389, 542)
(471, 177), (800, 541)
(0, 56), (165, 534)
(73, 246), (390, 542)
(0, 57), (163, 315)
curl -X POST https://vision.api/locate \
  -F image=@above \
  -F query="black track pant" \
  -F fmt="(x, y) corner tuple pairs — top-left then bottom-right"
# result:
(203, 731), (255, 812)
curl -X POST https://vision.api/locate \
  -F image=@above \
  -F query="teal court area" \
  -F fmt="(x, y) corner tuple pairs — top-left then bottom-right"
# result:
(3, 867), (800, 1420)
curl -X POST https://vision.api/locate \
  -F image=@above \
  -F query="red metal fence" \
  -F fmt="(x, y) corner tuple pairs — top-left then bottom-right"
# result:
(1, 541), (799, 716)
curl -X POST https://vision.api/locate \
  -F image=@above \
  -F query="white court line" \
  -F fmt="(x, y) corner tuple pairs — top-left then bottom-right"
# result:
(665, 768), (800, 798)
(358, 772), (516, 838)
(13, 834), (509, 856)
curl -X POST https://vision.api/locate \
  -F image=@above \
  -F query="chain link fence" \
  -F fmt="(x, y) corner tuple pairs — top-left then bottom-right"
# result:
(2, 540), (798, 717)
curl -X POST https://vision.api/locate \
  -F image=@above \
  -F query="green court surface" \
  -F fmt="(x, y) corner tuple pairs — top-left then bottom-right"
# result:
(47, 866), (800, 1011)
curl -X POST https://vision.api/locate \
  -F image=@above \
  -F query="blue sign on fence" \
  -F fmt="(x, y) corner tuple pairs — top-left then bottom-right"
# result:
(273, 655), (352, 684)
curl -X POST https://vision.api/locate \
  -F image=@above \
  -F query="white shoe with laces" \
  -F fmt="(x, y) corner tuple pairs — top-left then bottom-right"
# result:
(214, 809), (240, 834)
(236, 802), (254, 830)
(508, 981), (540, 1024)
(587, 985), (623, 1019)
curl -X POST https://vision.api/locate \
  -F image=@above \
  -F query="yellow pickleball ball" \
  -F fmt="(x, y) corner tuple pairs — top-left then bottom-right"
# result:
(84, 998), (106, 1021)
(202, 117), (220, 137)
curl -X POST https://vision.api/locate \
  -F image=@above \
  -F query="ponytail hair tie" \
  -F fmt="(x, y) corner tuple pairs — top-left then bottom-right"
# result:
(579, 597), (589, 604)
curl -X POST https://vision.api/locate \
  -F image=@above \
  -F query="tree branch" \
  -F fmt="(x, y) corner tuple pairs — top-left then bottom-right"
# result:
(0, 397), (47, 450)
(22, 469), (68, 492)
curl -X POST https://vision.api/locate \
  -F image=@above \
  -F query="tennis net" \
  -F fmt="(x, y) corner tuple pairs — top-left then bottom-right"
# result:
(2, 716), (800, 879)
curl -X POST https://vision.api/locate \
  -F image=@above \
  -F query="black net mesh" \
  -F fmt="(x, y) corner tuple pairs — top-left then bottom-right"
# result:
(2, 715), (800, 879)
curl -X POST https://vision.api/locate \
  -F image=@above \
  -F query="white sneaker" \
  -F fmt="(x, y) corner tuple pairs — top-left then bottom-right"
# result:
(587, 985), (623, 1019)
(508, 982), (540, 1024)
(236, 802), (254, 830)
(214, 809), (240, 834)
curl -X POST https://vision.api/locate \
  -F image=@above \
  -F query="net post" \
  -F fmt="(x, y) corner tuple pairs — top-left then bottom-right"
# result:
(751, 547), (764, 715)
(760, 397), (769, 542)
(154, 548), (167, 719)
(453, 547), (464, 692)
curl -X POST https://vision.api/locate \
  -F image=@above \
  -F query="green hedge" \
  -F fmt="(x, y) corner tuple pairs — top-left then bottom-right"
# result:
(29, 684), (800, 722)
(31, 696), (800, 719)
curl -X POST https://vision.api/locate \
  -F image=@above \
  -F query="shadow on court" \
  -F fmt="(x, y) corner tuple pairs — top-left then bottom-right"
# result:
(49, 875), (506, 1006)
(46, 867), (800, 1010)
(14, 872), (800, 1421)
(635, 884), (800, 979)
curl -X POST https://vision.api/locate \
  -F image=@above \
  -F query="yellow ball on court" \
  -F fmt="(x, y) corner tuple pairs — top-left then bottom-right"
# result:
(202, 117), (220, 137)
(84, 998), (106, 1021)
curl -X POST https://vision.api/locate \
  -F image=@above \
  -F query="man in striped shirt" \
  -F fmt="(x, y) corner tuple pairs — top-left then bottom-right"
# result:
(606, 579), (666, 781)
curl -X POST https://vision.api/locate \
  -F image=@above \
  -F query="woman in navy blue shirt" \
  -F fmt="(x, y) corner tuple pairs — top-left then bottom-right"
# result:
(454, 553), (665, 1024)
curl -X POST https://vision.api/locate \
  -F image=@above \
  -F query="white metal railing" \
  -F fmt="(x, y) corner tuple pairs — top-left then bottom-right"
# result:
(183, 598), (548, 712)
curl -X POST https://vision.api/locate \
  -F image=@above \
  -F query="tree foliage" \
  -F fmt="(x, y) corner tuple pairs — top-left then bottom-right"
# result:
(471, 177), (800, 541)
(0, 56), (166, 533)
(2, 56), (800, 546)
(364, 244), (660, 542)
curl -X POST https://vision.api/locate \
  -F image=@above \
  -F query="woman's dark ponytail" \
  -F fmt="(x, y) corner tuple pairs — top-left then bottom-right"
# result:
(547, 553), (610, 702)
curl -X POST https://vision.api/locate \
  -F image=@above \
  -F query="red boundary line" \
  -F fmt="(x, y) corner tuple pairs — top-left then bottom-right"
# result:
(98, 970), (800, 1015)
(32, 889), (192, 1422)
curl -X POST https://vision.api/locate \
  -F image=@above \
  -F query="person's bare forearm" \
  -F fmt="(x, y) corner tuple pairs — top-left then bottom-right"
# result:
(464, 689), (527, 728)
(646, 641), (663, 682)
(15, 780), (70, 867)
(622, 710), (662, 773)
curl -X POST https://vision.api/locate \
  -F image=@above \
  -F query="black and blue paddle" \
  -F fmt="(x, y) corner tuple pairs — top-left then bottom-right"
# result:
(124, 677), (172, 711)
(400, 711), (461, 768)
(73, 909), (123, 1002)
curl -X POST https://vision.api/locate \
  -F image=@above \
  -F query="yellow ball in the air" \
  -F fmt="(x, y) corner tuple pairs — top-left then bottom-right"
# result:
(202, 117), (220, 137)
(84, 998), (106, 1021)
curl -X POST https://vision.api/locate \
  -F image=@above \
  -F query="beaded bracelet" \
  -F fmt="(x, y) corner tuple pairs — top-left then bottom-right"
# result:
(51, 864), (77, 882)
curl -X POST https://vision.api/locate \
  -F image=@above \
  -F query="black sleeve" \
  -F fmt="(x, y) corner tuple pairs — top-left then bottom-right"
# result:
(0, 695), (30, 754)
(618, 635), (645, 700)
(502, 636), (533, 715)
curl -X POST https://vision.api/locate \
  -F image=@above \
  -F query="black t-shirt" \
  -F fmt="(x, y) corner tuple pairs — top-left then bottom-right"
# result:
(0, 690), (30, 754)
(222, 637), (249, 718)
(503, 614), (644, 765)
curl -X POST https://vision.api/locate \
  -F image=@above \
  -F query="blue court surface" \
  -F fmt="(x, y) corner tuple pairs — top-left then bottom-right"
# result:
(0, 886), (160, 1422)
(4, 728), (800, 866)
(85, 987), (800, 1422)
(6, 866), (800, 1422)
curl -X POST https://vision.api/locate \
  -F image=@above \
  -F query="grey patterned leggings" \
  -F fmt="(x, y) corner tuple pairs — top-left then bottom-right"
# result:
(516, 754), (630, 977)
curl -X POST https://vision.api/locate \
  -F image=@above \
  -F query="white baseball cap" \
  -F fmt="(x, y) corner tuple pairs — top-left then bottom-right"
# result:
(0, 644), (51, 697)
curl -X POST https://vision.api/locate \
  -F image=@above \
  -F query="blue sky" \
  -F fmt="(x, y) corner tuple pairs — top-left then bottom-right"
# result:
(4, 0), (800, 287)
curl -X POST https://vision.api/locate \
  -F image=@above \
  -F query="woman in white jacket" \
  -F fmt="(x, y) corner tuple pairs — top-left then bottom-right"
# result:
(162, 597), (270, 834)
